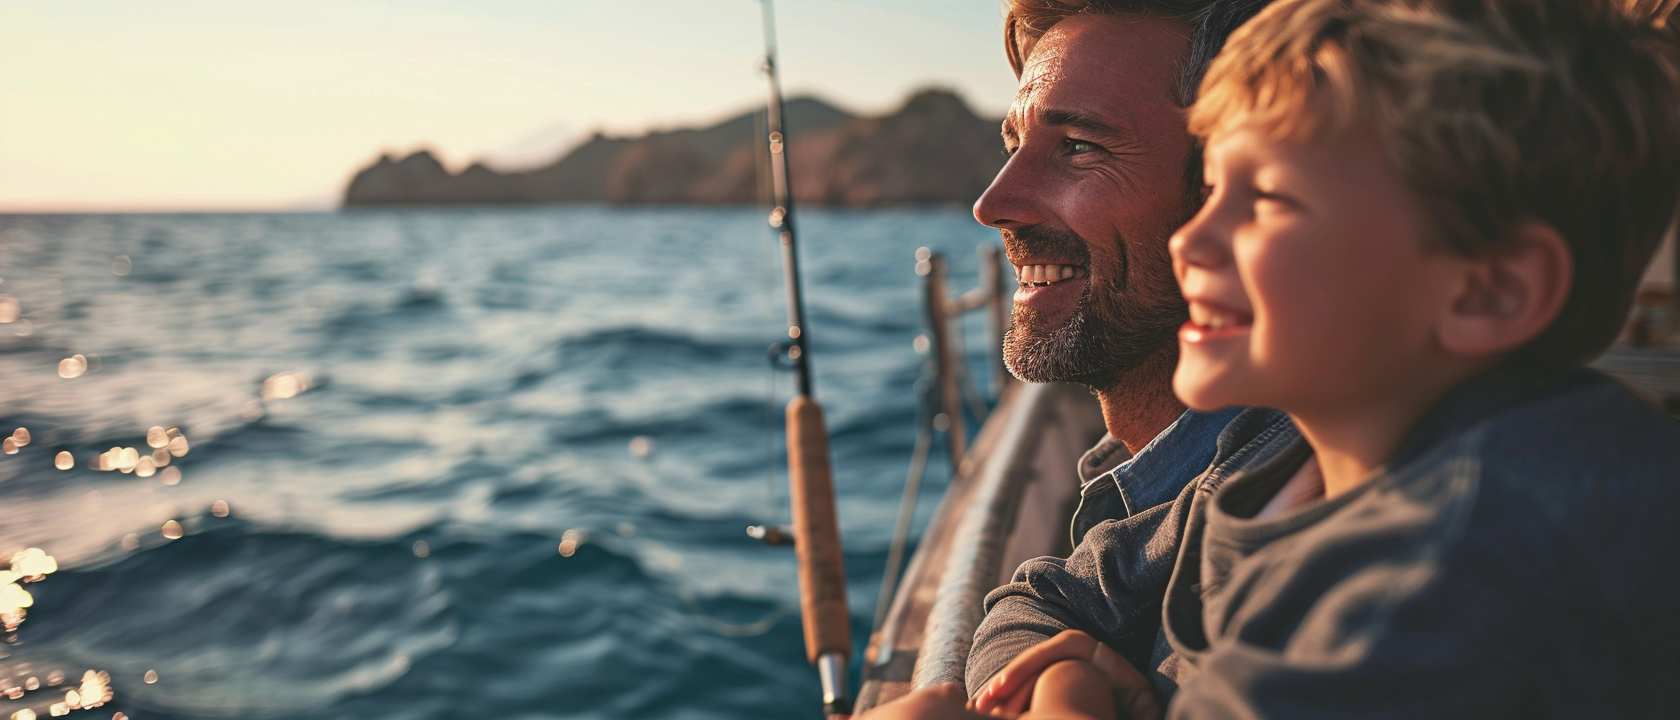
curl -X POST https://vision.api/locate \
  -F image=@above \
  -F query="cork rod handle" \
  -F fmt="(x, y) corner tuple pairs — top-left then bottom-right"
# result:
(786, 395), (852, 664)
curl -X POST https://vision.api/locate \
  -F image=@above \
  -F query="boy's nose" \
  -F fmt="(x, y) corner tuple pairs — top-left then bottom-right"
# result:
(1169, 208), (1230, 272)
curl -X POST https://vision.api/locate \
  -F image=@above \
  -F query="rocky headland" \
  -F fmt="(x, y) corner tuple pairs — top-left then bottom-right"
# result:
(342, 89), (1004, 207)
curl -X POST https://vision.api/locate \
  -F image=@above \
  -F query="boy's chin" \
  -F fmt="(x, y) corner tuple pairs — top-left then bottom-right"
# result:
(1172, 368), (1246, 412)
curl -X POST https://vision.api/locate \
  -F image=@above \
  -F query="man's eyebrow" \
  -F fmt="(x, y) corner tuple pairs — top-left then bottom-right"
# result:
(1000, 107), (1131, 146)
(1041, 108), (1128, 138)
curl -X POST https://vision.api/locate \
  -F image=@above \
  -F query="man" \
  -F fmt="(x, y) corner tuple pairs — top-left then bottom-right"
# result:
(860, 1), (1267, 717)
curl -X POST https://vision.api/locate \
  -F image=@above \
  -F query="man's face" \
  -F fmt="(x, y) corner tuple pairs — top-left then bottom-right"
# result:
(976, 14), (1195, 388)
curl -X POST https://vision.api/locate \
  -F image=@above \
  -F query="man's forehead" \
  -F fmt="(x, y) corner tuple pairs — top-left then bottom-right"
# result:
(1006, 14), (1189, 125)
(1018, 24), (1077, 89)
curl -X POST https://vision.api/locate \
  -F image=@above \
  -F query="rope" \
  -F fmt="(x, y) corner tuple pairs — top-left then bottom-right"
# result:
(873, 376), (935, 631)
(764, 355), (784, 523)
(681, 586), (790, 638)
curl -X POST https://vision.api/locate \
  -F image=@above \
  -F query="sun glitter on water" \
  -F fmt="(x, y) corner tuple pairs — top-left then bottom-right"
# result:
(558, 529), (587, 558)
(261, 371), (312, 401)
(87, 428), (189, 482)
(0, 548), (57, 633)
(2, 428), (29, 456)
(55, 355), (86, 379)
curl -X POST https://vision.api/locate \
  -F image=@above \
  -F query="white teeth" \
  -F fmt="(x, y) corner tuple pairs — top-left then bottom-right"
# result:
(1189, 303), (1247, 330)
(1015, 264), (1086, 287)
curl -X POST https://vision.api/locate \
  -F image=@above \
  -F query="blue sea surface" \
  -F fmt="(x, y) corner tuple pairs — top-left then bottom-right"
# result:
(0, 208), (1002, 719)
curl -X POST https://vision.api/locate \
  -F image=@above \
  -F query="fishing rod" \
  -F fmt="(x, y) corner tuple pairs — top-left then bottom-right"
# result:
(756, 0), (853, 715)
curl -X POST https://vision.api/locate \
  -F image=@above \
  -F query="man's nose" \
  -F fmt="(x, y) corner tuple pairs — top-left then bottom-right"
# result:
(973, 154), (1047, 229)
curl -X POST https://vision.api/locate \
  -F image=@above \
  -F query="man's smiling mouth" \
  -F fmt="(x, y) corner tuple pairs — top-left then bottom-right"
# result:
(1016, 264), (1089, 288)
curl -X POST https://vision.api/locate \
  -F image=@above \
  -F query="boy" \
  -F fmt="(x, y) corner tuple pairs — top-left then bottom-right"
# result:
(966, 0), (1680, 717)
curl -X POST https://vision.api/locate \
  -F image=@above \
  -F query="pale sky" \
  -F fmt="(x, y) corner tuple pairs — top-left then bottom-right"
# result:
(0, 0), (1018, 212)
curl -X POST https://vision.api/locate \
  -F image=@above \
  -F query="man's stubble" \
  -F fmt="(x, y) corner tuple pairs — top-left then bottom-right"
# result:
(1001, 220), (1191, 393)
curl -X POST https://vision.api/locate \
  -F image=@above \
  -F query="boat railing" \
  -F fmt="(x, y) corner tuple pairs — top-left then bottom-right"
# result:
(915, 244), (1012, 468)
(871, 244), (1012, 633)
(856, 245), (1107, 712)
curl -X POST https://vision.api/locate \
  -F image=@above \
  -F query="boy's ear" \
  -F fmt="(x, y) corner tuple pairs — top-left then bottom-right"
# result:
(1436, 221), (1574, 359)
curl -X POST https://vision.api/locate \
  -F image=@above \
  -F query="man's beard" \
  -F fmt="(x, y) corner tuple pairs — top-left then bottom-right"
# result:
(1002, 224), (1188, 390)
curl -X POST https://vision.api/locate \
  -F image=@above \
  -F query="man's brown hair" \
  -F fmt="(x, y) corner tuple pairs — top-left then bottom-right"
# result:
(1189, 0), (1680, 372)
(1004, 0), (1273, 105)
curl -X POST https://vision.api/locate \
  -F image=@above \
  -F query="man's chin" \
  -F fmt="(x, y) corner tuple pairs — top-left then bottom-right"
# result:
(1001, 314), (1177, 390)
(1004, 361), (1101, 386)
(1002, 327), (1118, 388)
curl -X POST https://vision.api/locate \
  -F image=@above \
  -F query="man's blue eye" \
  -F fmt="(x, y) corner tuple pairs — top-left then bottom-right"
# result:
(1067, 140), (1098, 155)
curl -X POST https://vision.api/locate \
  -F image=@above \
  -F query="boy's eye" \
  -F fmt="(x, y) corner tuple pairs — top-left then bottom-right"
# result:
(1254, 191), (1301, 215)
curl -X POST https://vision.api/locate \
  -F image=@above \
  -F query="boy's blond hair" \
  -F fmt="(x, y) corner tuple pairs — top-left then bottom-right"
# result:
(1190, 0), (1680, 371)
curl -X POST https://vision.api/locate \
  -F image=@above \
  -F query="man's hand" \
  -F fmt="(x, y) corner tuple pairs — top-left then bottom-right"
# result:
(968, 630), (1160, 720)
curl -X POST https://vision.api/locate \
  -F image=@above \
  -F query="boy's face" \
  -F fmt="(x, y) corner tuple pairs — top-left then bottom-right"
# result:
(1169, 126), (1468, 415)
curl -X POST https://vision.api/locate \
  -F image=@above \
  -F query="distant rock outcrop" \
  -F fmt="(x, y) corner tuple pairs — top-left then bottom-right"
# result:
(342, 89), (1004, 208)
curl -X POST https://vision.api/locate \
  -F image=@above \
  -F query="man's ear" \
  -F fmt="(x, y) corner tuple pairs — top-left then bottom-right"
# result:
(1436, 221), (1574, 359)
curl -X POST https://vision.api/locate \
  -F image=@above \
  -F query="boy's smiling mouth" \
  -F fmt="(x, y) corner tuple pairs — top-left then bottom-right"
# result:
(1182, 300), (1253, 342)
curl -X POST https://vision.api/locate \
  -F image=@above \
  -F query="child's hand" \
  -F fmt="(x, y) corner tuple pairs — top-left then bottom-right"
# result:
(968, 630), (1160, 720)
(1020, 658), (1117, 720)
(968, 630), (1101, 716)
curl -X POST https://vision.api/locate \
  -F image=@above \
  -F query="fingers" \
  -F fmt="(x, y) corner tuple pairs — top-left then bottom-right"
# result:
(972, 631), (1098, 714)
(973, 637), (1161, 720)
(984, 678), (1033, 718)
(968, 685), (1026, 718)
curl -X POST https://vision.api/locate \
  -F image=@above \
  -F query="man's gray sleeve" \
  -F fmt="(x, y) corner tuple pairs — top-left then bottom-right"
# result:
(964, 486), (1192, 695)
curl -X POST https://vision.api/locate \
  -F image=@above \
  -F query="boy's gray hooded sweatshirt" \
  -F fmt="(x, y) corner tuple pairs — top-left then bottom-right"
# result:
(969, 368), (1680, 718)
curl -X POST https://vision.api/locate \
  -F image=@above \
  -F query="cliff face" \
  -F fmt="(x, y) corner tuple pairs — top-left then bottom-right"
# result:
(342, 89), (1004, 207)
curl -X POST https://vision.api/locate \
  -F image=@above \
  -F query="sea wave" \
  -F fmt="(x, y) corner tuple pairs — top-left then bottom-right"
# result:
(0, 208), (997, 719)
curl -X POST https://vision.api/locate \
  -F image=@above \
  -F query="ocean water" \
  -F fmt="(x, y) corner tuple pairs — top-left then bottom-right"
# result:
(0, 207), (1003, 720)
